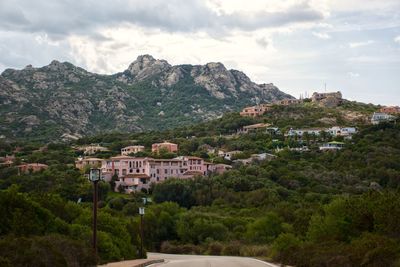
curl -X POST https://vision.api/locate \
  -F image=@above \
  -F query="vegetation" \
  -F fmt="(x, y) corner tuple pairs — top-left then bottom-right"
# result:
(0, 103), (399, 266)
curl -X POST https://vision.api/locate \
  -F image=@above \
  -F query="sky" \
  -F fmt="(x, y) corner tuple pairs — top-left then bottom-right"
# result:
(0, 0), (399, 105)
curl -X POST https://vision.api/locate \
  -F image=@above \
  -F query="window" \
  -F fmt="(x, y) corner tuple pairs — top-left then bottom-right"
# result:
(164, 169), (168, 174)
(122, 169), (126, 175)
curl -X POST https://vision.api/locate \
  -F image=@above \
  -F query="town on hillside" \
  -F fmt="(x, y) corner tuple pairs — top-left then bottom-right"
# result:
(2, 91), (399, 194)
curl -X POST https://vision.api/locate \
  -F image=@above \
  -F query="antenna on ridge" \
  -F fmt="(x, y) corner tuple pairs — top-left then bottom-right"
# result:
(324, 82), (327, 92)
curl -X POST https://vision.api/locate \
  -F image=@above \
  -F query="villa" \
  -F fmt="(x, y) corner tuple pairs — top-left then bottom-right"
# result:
(371, 112), (396, 125)
(151, 142), (178, 153)
(319, 141), (345, 151)
(240, 104), (271, 117)
(121, 145), (145, 156)
(100, 155), (214, 193)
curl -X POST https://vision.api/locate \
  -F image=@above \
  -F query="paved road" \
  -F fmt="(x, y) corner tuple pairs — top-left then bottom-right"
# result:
(147, 253), (280, 267)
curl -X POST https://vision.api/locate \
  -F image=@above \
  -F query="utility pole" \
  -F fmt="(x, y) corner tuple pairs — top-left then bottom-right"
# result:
(89, 168), (102, 262)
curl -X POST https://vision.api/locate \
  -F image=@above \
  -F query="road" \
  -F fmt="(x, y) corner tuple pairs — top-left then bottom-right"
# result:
(147, 253), (280, 267)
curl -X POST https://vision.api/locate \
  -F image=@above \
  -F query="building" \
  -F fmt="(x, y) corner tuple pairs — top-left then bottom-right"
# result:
(151, 142), (178, 154)
(311, 91), (342, 102)
(79, 144), (109, 155)
(328, 126), (357, 137)
(311, 91), (343, 107)
(274, 98), (303, 106)
(17, 163), (48, 174)
(237, 123), (271, 134)
(380, 106), (400, 114)
(0, 155), (15, 167)
(319, 141), (345, 151)
(240, 104), (272, 117)
(75, 157), (103, 170)
(371, 112), (396, 125)
(286, 128), (323, 137)
(101, 155), (209, 193)
(218, 150), (243, 161)
(121, 145), (145, 156)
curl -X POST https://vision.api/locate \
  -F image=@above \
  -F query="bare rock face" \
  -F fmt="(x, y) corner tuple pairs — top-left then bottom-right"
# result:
(0, 55), (293, 141)
(125, 55), (171, 82)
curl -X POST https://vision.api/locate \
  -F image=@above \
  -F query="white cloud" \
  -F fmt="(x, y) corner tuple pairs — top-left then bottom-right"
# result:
(348, 40), (375, 48)
(395, 36), (400, 44)
(312, 31), (331, 39)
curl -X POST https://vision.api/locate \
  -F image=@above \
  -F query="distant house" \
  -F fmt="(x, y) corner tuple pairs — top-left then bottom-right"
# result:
(237, 123), (271, 134)
(311, 91), (343, 107)
(218, 150), (242, 161)
(380, 106), (400, 114)
(266, 127), (281, 135)
(234, 153), (276, 165)
(17, 163), (48, 174)
(151, 142), (178, 154)
(286, 128), (322, 137)
(212, 164), (232, 174)
(75, 157), (103, 170)
(328, 126), (357, 137)
(319, 141), (345, 151)
(121, 145), (145, 156)
(371, 112), (396, 125)
(0, 155), (15, 167)
(240, 104), (272, 117)
(80, 144), (109, 155)
(274, 98), (303, 106)
(311, 91), (342, 102)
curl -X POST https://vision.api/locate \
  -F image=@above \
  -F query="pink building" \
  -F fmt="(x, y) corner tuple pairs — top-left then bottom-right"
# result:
(101, 155), (212, 193)
(151, 142), (178, 154)
(17, 163), (48, 174)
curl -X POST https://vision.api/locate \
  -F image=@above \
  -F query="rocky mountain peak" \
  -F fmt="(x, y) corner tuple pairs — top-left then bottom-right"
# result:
(125, 54), (171, 81)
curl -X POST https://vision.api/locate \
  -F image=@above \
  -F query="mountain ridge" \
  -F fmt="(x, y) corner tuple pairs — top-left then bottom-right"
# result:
(0, 55), (293, 141)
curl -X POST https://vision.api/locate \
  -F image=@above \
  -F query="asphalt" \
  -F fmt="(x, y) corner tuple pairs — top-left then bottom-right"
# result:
(147, 253), (280, 267)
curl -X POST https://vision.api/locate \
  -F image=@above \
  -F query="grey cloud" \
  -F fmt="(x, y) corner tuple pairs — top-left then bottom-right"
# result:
(0, 0), (325, 39)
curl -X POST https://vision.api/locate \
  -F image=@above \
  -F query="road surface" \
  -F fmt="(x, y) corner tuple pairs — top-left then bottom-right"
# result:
(147, 253), (280, 267)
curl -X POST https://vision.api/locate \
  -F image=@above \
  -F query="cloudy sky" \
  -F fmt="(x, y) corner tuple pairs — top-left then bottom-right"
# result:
(1, 0), (399, 105)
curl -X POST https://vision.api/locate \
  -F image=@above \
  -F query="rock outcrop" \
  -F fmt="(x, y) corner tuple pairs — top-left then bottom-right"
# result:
(0, 55), (293, 141)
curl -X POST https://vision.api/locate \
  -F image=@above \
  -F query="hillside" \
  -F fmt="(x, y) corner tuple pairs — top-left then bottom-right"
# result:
(0, 106), (399, 266)
(0, 55), (292, 141)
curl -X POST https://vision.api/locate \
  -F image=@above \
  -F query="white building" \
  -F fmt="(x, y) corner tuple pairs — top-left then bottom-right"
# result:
(121, 145), (145, 156)
(286, 128), (323, 137)
(371, 112), (396, 125)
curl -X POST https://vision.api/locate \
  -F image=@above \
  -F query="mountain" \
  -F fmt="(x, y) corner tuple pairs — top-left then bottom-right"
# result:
(0, 55), (293, 141)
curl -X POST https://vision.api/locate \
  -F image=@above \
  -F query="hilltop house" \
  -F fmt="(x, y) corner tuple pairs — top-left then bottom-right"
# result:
(311, 91), (343, 107)
(274, 98), (303, 106)
(371, 112), (396, 125)
(240, 104), (271, 117)
(151, 142), (178, 154)
(379, 106), (400, 115)
(121, 145), (145, 156)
